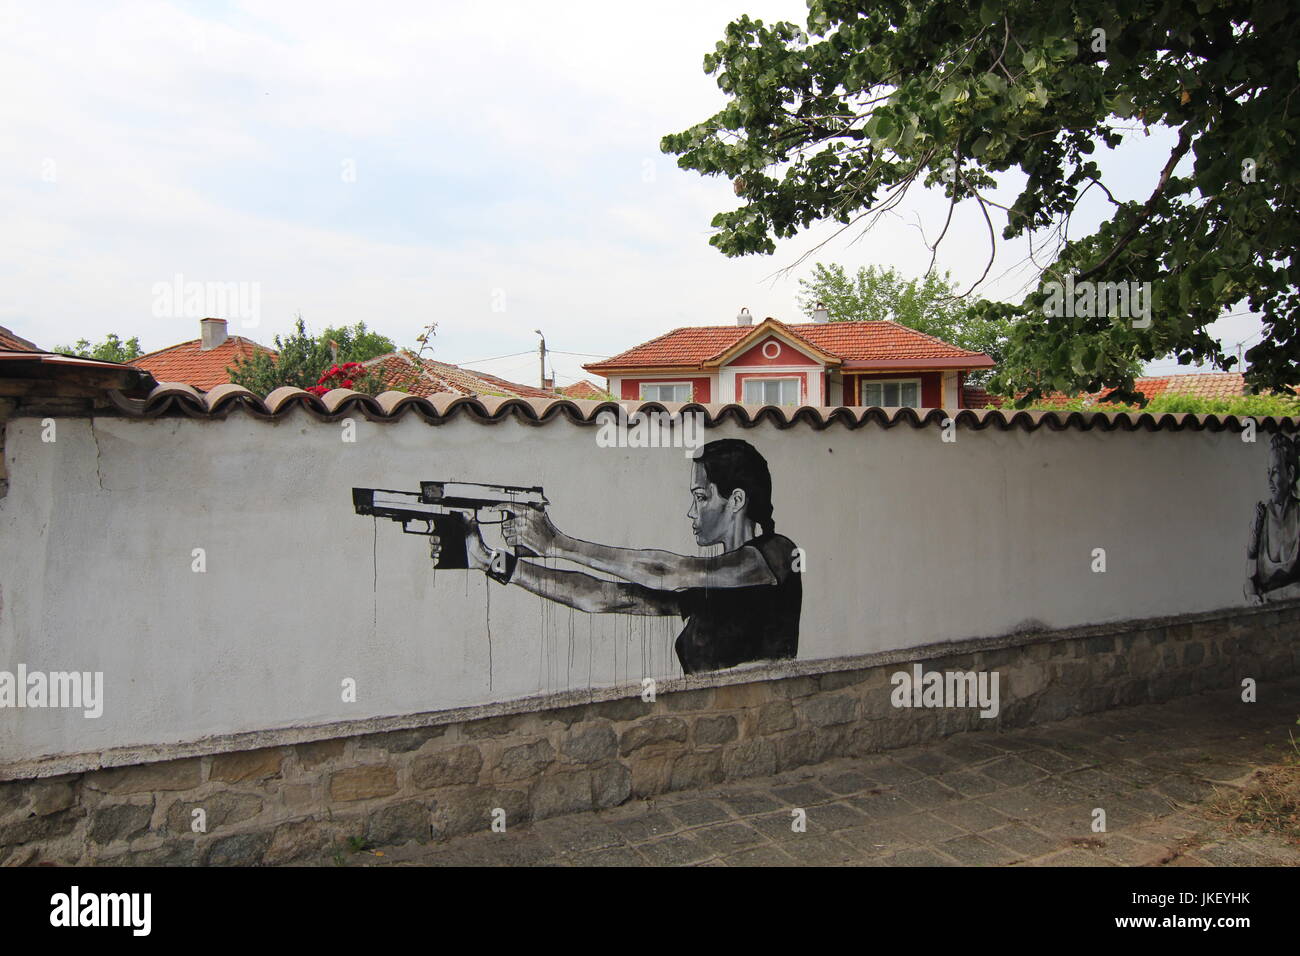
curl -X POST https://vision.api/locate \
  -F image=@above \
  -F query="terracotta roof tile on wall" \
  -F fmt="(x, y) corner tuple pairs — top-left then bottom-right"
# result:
(0, 326), (40, 352)
(584, 320), (988, 372)
(104, 384), (1300, 436)
(131, 337), (274, 391)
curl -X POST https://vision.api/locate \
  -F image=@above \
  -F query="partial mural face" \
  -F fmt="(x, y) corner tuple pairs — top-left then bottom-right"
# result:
(688, 461), (738, 547)
(1268, 443), (1293, 504)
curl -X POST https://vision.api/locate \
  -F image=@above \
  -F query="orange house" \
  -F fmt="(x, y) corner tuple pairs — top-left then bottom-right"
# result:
(584, 314), (995, 409)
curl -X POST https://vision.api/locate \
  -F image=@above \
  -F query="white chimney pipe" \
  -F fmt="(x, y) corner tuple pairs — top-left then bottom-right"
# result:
(200, 317), (228, 351)
(736, 307), (753, 327)
(813, 302), (829, 324)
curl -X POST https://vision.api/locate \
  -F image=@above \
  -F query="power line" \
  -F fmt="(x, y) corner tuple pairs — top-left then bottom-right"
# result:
(449, 350), (533, 366)
(550, 349), (611, 358)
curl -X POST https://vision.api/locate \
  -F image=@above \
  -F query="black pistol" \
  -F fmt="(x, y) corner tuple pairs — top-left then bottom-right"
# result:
(352, 481), (548, 568)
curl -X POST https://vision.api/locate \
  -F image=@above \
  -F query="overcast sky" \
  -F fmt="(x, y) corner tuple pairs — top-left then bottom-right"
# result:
(1, 0), (1261, 389)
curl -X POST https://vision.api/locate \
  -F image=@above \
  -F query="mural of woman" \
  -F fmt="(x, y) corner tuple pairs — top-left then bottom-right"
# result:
(1245, 432), (1300, 602)
(431, 438), (801, 674)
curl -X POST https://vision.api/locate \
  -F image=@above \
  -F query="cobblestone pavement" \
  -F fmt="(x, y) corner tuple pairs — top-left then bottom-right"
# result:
(343, 679), (1300, 867)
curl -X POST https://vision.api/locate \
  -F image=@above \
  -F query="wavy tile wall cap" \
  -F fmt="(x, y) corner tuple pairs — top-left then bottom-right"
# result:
(99, 384), (1300, 434)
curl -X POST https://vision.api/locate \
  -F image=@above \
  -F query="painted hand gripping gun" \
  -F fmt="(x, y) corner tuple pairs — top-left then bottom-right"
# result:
(352, 481), (547, 568)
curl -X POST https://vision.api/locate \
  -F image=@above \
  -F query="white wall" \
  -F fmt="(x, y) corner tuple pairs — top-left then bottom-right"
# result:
(0, 411), (1270, 765)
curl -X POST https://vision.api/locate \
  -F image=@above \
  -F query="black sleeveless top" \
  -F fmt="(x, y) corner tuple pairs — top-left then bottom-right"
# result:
(670, 531), (801, 674)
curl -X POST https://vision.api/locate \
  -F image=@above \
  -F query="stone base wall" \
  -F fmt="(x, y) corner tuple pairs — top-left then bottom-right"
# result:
(3, 603), (1297, 865)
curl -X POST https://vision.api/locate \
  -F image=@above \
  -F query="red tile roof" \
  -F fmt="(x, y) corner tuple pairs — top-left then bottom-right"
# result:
(131, 336), (275, 391)
(584, 319), (990, 373)
(0, 326), (40, 352)
(365, 352), (557, 399)
(557, 380), (609, 400)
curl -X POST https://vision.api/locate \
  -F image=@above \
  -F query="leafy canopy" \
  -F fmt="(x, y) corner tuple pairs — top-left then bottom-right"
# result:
(227, 317), (395, 395)
(662, 0), (1300, 403)
(54, 333), (144, 364)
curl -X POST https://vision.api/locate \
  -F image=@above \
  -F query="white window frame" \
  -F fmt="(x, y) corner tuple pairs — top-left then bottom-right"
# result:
(858, 377), (922, 407)
(742, 376), (802, 406)
(639, 381), (693, 403)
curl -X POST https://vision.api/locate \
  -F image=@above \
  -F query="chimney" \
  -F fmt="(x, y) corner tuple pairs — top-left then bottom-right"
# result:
(200, 317), (228, 351)
(812, 302), (829, 324)
(736, 307), (753, 327)
(543, 377), (554, 390)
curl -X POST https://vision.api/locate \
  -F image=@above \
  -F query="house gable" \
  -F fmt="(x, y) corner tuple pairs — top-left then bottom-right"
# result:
(726, 334), (824, 368)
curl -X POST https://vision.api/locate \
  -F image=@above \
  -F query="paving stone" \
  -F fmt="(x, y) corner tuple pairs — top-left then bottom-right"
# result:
(932, 800), (1013, 833)
(894, 777), (961, 809)
(895, 750), (965, 777)
(1152, 774), (1219, 804)
(693, 822), (766, 853)
(893, 812), (967, 844)
(803, 802), (868, 831)
(667, 799), (732, 827)
(637, 834), (713, 866)
(984, 823), (1062, 859)
(888, 847), (961, 867)
(979, 756), (1049, 787)
(725, 844), (796, 866)
(868, 762), (926, 786)
(771, 782), (835, 807)
(749, 811), (809, 843)
(606, 811), (677, 844)
(933, 770), (1003, 798)
(822, 770), (877, 795)
(779, 835), (858, 865)
(937, 833), (1022, 866)
(847, 790), (917, 821)
(1018, 748), (1092, 774)
(574, 845), (647, 867)
(532, 817), (627, 855)
(717, 790), (783, 816)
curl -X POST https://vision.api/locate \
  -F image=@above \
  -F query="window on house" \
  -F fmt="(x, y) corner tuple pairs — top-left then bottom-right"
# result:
(742, 378), (800, 406)
(640, 383), (692, 402)
(860, 379), (921, 407)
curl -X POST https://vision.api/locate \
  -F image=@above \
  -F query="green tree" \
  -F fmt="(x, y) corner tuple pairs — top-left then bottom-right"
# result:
(227, 317), (395, 395)
(662, 0), (1300, 404)
(797, 263), (1020, 383)
(54, 333), (144, 363)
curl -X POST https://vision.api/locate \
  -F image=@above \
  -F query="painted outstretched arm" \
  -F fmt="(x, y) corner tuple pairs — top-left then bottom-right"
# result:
(509, 562), (681, 616)
(431, 518), (679, 615)
(505, 509), (776, 591)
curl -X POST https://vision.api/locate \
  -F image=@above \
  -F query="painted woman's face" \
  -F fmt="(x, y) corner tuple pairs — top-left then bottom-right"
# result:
(1268, 446), (1293, 504)
(688, 462), (731, 546)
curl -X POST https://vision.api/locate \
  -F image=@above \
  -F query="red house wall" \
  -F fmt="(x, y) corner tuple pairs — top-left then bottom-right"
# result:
(620, 377), (712, 403)
(851, 372), (942, 407)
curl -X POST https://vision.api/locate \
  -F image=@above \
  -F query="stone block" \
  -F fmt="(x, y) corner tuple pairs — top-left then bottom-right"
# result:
(165, 791), (263, 834)
(210, 747), (284, 784)
(561, 724), (618, 764)
(366, 800), (431, 847)
(496, 739), (555, 780)
(532, 773), (594, 820)
(206, 831), (272, 867)
(88, 802), (153, 845)
(410, 745), (483, 789)
(756, 700), (796, 734)
(297, 739), (346, 769)
(329, 765), (398, 802)
(619, 717), (688, 755)
(801, 693), (858, 728)
(695, 714), (738, 745)
(86, 758), (202, 795)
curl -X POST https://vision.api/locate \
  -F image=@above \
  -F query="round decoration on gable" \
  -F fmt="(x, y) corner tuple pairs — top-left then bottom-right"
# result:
(762, 340), (782, 359)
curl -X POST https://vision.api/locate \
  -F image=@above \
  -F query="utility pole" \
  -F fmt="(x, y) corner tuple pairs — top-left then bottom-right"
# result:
(534, 329), (546, 388)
